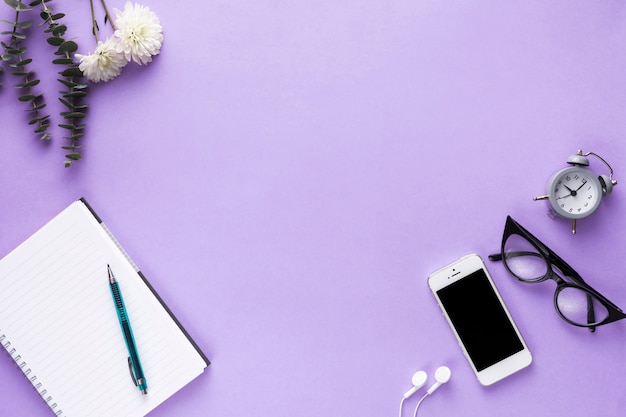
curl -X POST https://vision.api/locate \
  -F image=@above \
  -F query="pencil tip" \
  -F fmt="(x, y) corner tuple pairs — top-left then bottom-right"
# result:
(107, 264), (114, 283)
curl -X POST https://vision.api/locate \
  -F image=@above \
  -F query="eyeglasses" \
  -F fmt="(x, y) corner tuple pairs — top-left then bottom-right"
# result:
(488, 216), (626, 332)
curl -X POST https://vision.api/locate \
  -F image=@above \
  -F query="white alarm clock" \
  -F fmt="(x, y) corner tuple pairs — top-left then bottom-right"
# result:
(534, 150), (617, 235)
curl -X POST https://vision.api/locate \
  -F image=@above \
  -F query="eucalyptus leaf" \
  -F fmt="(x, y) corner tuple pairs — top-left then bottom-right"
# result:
(15, 20), (32, 29)
(58, 98), (87, 110)
(52, 58), (73, 65)
(57, 78), (76, 88)
(60, 67), (82, 77)
(72, 83), (89, 90)
(12, 57), (33, 67)
(2, 32), (26, 39)
(6, 47), (26, 55)
(46, 36), (64, 46)
(69, 132), (85, 140)
(60, 111), (86, 119)
(52, 24), (67, 37)
(62, 91), (87, 98)
(58, 98), (74, 109)
(61, 125), (87, 133)
(18, 94), (36, 102)
(65, 152), (82, 161)
(14, 3), (31, 12)
(57, 40), (78, 55)
(4, 0), (31, 12)
(26, 105), (44, 113)
(0, 19), (30, 29)
(15, 79), (40, 88)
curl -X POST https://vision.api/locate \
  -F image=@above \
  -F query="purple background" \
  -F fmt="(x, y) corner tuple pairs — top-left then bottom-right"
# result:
(2, 1), (626, 416)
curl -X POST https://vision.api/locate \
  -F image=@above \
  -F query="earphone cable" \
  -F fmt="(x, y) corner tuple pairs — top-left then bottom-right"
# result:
(413, 392), (429, 417)
(398, 396), (406, 417)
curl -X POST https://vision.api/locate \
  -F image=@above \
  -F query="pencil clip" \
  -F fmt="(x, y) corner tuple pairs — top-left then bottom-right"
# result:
(127, 356), (138, 387)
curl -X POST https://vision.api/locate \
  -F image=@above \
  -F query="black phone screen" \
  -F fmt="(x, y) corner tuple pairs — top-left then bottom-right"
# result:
(436, 269), (524, 372)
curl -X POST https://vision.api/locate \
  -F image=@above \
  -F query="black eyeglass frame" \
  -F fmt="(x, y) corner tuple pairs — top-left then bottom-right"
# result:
(488, 216), (626, 331)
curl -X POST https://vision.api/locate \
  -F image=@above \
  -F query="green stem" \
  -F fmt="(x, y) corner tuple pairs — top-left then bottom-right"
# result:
(89, 0), (99, 43)
(100, 0), (117, 31)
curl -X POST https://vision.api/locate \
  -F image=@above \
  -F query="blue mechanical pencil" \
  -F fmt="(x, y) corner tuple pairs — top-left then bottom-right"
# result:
(108, 264), (148, 394)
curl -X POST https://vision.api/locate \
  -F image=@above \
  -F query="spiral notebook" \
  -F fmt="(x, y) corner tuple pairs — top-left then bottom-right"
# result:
(0, 199), (210, 417)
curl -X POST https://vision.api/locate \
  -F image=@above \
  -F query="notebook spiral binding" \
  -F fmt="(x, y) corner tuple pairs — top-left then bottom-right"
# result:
(0, 333), (64, 416)
(101, 222), (140, 272)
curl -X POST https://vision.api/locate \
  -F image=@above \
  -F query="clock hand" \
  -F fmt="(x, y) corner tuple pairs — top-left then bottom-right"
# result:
(563, 185), (578, 197)
(556, 185), (574, 199)
(575, 181), (587, 192)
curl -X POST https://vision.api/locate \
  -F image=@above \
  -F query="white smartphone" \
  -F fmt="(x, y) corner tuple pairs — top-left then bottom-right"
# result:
(428, 254), (532, 386)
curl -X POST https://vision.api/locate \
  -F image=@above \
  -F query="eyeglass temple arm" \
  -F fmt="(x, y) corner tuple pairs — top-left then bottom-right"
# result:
(488, 251), (539, 262)
(587, 296), (596, 333)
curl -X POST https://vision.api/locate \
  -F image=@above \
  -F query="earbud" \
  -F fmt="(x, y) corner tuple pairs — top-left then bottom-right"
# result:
(403, 370), (427, 399)
(398, 366), (452, 417)
(426, 366), (451, 395)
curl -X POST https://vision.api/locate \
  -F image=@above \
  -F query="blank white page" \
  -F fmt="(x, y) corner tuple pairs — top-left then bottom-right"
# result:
(0, 201), (208, 417)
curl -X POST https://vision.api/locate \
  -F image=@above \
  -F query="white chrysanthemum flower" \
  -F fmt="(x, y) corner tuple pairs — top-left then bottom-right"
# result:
(76, 37), (128, 83)
(114, 2), (163, 65)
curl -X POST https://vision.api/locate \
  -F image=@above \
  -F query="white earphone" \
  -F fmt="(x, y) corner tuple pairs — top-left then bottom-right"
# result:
(426, 365), (451, 395)
(403, 366), (451, 399)
(403, 370), (428, 399)
(399, 366), (452, 417)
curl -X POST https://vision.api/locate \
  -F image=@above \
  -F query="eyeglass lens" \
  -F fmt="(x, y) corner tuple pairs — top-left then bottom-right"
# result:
(556, 287), (608, 326)
(503, 234), (548, 281)
(503, 233), (609, 327)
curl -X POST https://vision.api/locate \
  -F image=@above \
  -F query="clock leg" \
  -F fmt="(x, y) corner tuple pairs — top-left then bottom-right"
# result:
(571, 219), (577, 235)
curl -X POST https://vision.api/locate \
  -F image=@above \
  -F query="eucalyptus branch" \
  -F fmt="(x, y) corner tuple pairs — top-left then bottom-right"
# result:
(0, 58), (5, 89)
(37, 0), (88, 167)
(99, 0), (116, 31)
(1, 0), (163, 168)
(1, 0), (51, 141)
(87, 0), (116, 44)
(89, 0), (99, 43)
(0, 52), (4, 88)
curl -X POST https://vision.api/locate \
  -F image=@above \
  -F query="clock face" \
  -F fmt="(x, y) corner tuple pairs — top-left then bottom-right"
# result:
(548, 167), (602, 219)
